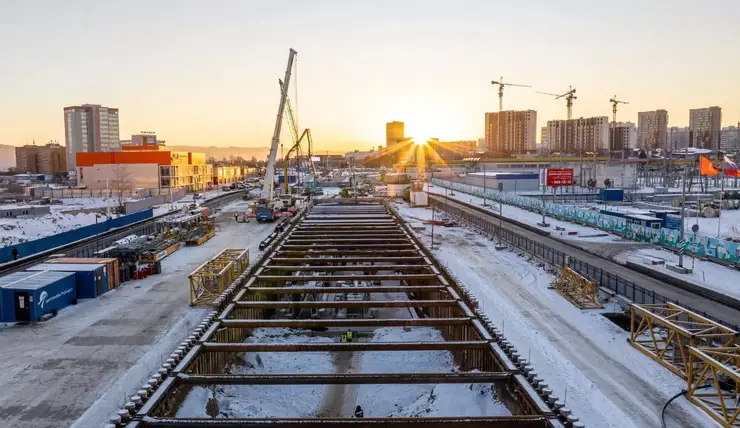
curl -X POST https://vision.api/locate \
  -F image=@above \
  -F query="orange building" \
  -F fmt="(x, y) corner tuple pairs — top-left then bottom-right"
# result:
(76, 144), (212, 191)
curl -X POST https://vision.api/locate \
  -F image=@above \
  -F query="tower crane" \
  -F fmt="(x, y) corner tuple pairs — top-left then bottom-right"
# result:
(537, 86), (577, 119)
(491, 77), (531, 112)
(261, 48), (297, 202)
(609, 95), (629, 124)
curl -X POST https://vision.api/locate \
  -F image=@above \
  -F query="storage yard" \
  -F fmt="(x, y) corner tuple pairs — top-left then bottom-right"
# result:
(0, 196), (277, 428)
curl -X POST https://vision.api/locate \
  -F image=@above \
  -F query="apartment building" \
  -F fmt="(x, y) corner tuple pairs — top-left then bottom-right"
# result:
(15, 143), (67, 175)
(484, 110), (537, 154)
(690, 106), (722, 150)
(386, 121), (405, 148)
(547, 117), (610, 154)
(637, 110), (668, 150)
(64, 104), (121, 169)
(609, 122), (637, 152)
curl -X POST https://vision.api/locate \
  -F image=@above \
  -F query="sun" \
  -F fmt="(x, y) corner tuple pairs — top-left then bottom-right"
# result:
(414, 138), (428, 146)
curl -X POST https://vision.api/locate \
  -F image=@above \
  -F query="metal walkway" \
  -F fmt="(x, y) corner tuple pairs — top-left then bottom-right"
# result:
(124, 199), (565, 428)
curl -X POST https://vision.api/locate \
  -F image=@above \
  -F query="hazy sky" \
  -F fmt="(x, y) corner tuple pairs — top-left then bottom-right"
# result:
(1, 0), (738, 152)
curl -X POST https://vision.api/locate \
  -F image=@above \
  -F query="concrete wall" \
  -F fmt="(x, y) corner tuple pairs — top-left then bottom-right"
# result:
(0, 205), (51, 218)
(123, 189), (186, 214)
(77, 163), (160, 190)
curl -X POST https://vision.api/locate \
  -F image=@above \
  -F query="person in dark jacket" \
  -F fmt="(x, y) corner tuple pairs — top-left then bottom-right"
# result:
(354, 405), (364, 418)
(11, 247), (19, 260)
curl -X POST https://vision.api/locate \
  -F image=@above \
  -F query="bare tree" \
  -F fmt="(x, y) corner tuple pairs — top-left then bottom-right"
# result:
(111, 165), (133, 213)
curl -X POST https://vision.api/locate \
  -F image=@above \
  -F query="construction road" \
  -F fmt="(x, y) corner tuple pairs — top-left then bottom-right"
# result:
(429, 194), (740, 328)
(0, 202), (274, 428)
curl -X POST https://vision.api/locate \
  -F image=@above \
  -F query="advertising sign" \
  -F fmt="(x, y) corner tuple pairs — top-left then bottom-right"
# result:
(546, 168), (574, 187)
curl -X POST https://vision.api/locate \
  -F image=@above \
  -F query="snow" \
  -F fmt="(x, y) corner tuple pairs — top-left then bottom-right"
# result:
(355, 327), (510, 418)
(615, 247), (740, 303)
(427, 185), (624, 243)
(176, 328), (334, 418)
(0, 210), (111, 247)
(395, 204), (720, 428)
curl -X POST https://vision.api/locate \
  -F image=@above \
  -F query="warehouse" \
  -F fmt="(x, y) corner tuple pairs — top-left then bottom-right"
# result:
(0, 271), (77, 322)
(27, 263), (110, 299)
(464, 171), (539, 192)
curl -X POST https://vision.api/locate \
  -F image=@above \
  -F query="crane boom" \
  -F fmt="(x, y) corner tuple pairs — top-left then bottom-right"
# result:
(262, 48), (297, 201)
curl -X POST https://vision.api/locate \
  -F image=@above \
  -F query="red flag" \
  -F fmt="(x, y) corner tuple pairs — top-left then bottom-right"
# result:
(700, 156), (719, 176)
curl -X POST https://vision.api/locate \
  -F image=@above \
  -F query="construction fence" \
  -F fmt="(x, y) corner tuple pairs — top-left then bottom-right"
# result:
(428, 194), (740, 332)
(432, 178), (740, 266)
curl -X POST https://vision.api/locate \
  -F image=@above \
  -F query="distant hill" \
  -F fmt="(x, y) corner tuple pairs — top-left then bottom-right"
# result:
(0, 145), (15, 170)
(166, 145), (270, 161)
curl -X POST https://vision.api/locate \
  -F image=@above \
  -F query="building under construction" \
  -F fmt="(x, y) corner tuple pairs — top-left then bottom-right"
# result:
(121, 199), (567, 428)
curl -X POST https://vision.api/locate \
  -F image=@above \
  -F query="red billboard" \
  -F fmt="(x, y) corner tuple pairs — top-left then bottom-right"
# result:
(546, 168), (574, 187)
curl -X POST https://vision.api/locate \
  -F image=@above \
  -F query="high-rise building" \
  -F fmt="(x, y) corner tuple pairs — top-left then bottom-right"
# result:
(667, 127), (691, 151)
(483, 110), (537, 154)
(721, 125), (740, 152)
(609, 122), (637, 153)
(64, 104), (121, 169)
(690, 106), (722, 150)
(547, 117), (610, 154)
(637, 110), (668, 150)
(15, 143), (67, 175)
(540, 126), (549, 148)
(385, 121), (405, 147)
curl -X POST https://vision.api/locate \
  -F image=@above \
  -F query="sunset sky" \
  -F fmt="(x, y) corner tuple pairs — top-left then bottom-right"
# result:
(1, 0), (738, 152)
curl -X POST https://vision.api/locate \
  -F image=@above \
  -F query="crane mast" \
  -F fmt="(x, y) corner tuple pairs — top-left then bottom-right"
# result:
(262, 48), (297, 201)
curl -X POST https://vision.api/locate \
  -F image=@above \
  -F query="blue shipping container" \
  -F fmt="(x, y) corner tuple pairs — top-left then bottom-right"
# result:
(0, 271), (76, 322)
(599, 189), (624, 202)
(27, 263), (109, 299)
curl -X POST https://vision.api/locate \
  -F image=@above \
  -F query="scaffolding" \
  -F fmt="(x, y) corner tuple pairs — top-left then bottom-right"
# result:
(550, 267), (602, 309)
(189, 248), (249, 306)
(630, 302), (738, 378)
(687, 346), (740, 427)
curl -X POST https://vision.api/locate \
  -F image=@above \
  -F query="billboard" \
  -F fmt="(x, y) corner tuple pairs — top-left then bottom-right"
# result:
(546, 168), (574, 187)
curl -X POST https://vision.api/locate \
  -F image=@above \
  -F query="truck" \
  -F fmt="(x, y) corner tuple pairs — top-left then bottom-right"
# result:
(255, 205), (277, 222)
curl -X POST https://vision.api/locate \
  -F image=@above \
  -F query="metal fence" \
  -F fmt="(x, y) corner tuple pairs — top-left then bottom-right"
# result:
(432, 177), (740, 267)
(428, 195), (740, 331)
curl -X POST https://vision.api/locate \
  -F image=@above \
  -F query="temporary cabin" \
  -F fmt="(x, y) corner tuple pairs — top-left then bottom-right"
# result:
(0, 271), (76, 322)
(27, 263), (109, 299)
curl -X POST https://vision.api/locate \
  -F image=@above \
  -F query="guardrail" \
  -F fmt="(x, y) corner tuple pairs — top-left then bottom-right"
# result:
(428, 193), (740, 332)
(432, 178), (740, 268)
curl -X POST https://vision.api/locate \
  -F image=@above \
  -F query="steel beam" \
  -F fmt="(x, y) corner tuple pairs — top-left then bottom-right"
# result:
(245, 285), (445, 294)
(233, 300), (456, 309)
(220, 317), (470, 328)
(275, 250), (421, 256)
(176, 372), (511, 385)
(280, 243), (415, 249)
(255, 273), (439, 281)
(140, 416), (549, 427)
(200, 341), (489, 352)
(267, 256), (426, 264)
(261, 264), (432, 272)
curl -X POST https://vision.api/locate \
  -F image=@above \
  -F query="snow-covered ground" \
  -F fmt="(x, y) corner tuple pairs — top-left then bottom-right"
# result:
(427, 185), (625, 243)
(0, 210), (112, 247)
(615, 247), (740, 303)
(177, 328), (334, 418)
(356, 327), (510, 418)
(394, 203), (720, 428)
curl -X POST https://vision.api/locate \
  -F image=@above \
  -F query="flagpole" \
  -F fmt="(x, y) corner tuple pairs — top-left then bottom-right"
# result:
(718, 167), (724, 239)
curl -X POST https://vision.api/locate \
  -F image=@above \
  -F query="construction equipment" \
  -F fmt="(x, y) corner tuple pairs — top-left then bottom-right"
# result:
(490, 77), (531, 112)
(550, 267), (602, 309)
(261, 48), (297, 203)
(609, 95), (629, 124)
(537, 86), (577, 119)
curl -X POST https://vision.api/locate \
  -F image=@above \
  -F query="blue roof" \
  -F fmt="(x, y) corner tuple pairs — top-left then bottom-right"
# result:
(0, 271), (76, 290)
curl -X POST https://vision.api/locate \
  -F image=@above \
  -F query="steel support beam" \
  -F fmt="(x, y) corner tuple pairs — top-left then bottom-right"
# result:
(140, 416), (550, 427)
(255, 273), (438, 281)
(176, 372), (511, 385)
(261, 264), (432, 272)
(267, 256), (426, 264)
(200, 341), (489, 352)
(220, 317), (471, 328)
(245, 285), (445, 294)
(233, 300), (456, 309)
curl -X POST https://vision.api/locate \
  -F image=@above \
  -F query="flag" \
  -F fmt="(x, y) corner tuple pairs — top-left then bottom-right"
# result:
(724, 155), (739, 171)
(699, 155), (719, 176)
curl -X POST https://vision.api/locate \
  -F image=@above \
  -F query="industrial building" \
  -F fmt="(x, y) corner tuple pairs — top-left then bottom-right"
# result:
(64, 104), (121, 169)
(690, 106), (722, 150)
(637, 110), (668, 150)
(465, 171), (539, 192)
(75, 142), (212, 191)
(484, 110), (537, 154)
(15, 143), (67, 175)
(547, 116), (610, 154)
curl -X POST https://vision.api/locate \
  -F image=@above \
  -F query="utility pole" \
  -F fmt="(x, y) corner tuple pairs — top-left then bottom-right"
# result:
(482, 164), (487, 206)
(678, 163), (687, 268)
